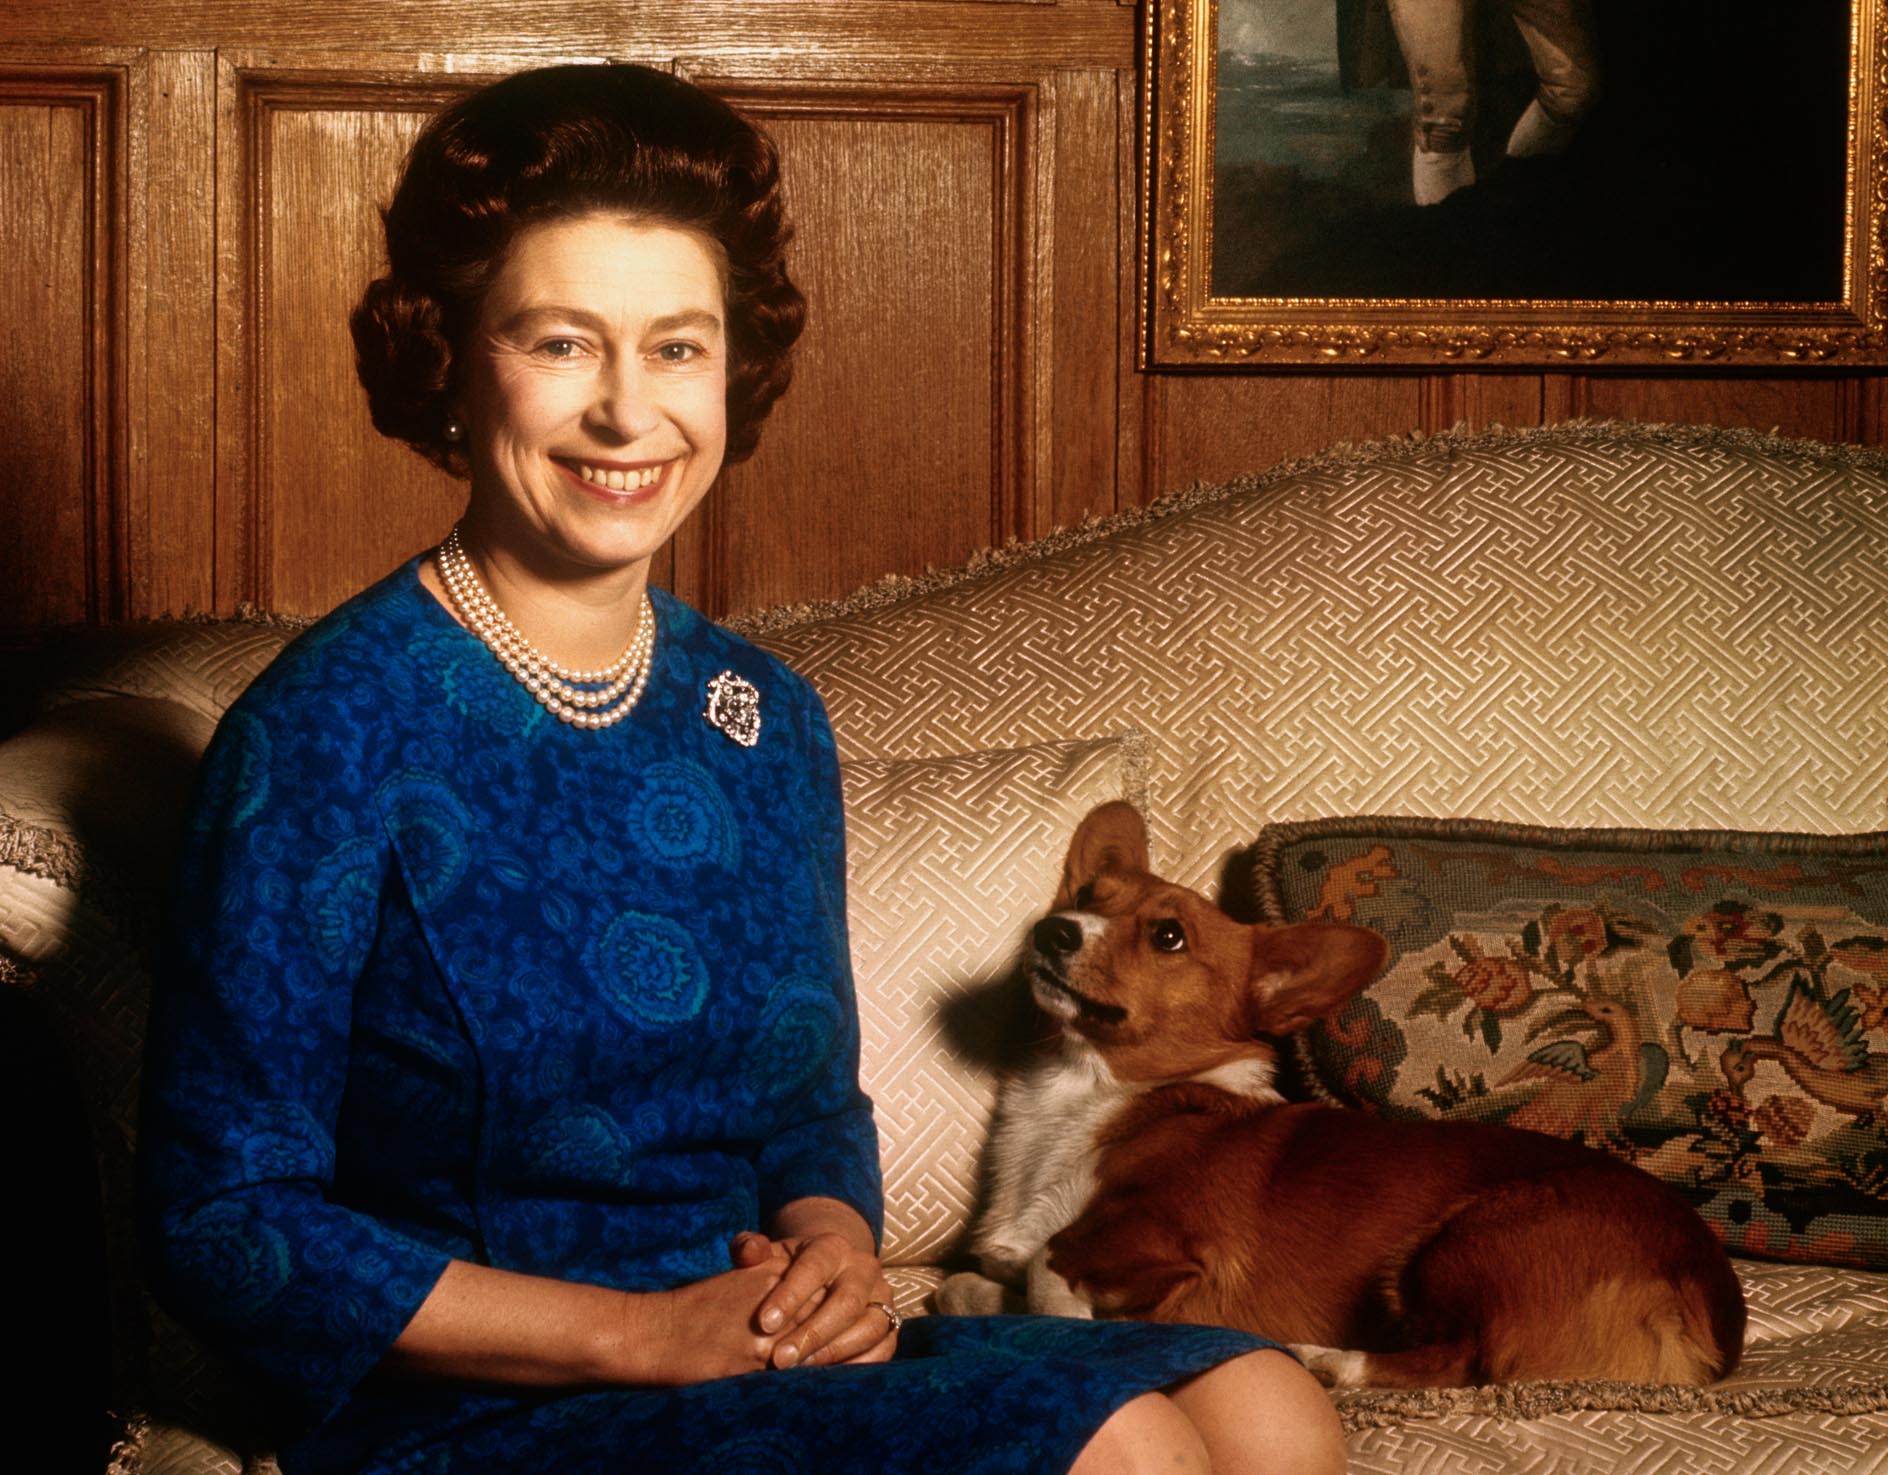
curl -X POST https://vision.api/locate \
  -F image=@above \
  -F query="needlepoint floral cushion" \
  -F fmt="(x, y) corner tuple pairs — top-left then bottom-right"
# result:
(1248, 818), (1888, 1269)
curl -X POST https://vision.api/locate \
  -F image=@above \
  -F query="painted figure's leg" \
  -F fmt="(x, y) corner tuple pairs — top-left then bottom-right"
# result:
(1504, 0), (1601, 156)
(1384, 0), (1476, 204)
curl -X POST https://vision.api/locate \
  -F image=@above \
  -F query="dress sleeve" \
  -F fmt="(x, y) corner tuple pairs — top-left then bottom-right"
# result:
(750, 682), (886, 1246)
(138, 686), (452, 1425)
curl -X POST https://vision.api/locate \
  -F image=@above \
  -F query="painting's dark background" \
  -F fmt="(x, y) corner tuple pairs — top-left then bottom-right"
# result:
(1215, 0), (1852, 302)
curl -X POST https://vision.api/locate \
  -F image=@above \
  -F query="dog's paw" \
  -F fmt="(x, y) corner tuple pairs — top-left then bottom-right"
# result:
(936, 1272), (1016, 1317)
(1024, 1256), (1096, 1320)
(1291, 1344), (1369, 1388)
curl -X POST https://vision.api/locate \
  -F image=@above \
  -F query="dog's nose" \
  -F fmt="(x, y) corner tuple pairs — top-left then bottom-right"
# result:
(1033, 916), (1084, 956)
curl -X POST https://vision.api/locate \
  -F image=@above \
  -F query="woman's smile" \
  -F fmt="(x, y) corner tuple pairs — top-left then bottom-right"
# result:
(453, 214), (729, 585)
(557, 456), (675, 497)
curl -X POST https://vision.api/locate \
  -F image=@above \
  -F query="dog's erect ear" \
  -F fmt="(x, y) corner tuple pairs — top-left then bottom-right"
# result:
(1245, 922), (1389, 1036)
(1054, 802), (1150, 909)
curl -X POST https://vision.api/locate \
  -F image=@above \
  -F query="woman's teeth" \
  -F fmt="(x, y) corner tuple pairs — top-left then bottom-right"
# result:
(576, 463), (663, 491)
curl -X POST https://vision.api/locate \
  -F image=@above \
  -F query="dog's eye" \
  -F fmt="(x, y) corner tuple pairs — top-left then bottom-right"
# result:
(1150, 919), (1187, 953)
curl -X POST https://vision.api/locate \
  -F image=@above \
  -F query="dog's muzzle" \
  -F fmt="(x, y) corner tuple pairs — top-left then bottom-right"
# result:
(1028, 917), (1127, 1025)
(1033, 916), (1084, 957)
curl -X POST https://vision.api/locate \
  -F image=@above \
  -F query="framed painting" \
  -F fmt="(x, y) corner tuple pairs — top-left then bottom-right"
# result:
(1142, 0), (1888, 367)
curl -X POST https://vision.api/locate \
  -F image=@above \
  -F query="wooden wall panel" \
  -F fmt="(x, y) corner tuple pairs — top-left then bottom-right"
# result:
(1049, 67), (1125, 531)
(1418, 374), (1548, 434)
(1, 0), (1884, 635)
(240, 77), (465, 614)
(0, 3), (1135, 65)
(1572, 376), (1852, 444)
(1145, 374), (1427, 496)
(128, 50), (217, 619)
(0, 71), (120, 627)
(688, 95), (1016, 615)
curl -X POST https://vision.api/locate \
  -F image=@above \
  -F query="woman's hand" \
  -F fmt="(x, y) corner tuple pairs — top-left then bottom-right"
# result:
(386, 1256), (792, 1390)
(731, 1198), (898, 1369)
(636, 1260), (794, 1385)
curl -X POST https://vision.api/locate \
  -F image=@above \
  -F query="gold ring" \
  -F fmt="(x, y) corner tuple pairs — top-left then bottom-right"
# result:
(868, 1298), (904, 1335)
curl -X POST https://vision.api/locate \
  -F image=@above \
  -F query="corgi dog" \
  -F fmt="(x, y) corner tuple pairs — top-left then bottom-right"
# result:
(938, 802), (1746, 1388)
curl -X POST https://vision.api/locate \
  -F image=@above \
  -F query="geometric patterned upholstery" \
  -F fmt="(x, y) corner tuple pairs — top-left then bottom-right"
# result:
(33, 620), (295, 727)
(840, 735), (1146, 1267)
(1346, 1405), (1887, 1474)
(11, 422), (1888, 1473)
(747, 424), (1888, 894)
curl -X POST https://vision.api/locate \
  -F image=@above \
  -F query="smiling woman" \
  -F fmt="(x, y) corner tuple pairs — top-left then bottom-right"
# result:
(135, 62), (1344, 1475)
(440, 217), (730, 674)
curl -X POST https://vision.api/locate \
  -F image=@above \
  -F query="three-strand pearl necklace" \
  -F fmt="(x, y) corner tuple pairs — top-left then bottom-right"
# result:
(436, 525), (655, 730)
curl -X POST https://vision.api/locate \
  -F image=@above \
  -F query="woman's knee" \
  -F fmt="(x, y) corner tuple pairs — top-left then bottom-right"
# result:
(1170, 1350), (1347, 1475)
(1068, 1391), (1210, 1475)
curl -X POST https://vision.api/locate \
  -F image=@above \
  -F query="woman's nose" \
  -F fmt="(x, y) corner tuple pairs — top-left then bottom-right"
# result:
(589, 362), (661, 441)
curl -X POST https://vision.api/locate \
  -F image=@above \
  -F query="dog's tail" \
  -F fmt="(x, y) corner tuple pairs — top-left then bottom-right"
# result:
(1553, 1265), (1743, 1385)
(1410, 1166), (1748, 1387)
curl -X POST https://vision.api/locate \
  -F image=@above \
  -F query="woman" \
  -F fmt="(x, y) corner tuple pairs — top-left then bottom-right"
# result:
(138, 63), (1345, 1475)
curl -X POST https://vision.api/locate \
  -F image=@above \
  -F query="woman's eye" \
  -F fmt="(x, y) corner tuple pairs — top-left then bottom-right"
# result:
(536, 338), (583, 359)
(1150, 919), (1187, 953)
(654, 341), (703, 364)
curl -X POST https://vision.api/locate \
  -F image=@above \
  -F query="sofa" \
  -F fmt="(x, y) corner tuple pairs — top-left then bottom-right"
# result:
(5, 420), (1887, 1473)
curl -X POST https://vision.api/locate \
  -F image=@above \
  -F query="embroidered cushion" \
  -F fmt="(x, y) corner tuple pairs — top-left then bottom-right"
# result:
(1249, 818), (1888, 1269)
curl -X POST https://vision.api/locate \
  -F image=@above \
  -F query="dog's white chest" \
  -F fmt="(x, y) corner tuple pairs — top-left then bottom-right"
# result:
(974, 1048), (1130, 1277)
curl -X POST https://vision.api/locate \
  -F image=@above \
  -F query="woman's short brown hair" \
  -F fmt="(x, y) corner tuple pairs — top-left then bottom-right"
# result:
(350, 63), (805, 472)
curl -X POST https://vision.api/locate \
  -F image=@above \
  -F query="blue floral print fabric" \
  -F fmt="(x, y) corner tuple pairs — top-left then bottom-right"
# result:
(139, 558), (1271, 1474)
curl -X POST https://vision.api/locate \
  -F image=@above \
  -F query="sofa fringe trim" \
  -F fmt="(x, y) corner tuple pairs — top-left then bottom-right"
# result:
(0, 814), (86, 892)
(0, 815), (155, 935)
(1334, 1376), (1888, 1431)
(724, 419), (1888, 637)
(104, 1413), (145, 1475)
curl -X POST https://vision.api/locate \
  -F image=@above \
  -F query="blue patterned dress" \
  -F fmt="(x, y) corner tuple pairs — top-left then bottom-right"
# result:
(139, 558), (1269, 1474)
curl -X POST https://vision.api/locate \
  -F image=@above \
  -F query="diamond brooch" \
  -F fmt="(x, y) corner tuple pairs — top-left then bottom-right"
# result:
(704, 672), (762, 747)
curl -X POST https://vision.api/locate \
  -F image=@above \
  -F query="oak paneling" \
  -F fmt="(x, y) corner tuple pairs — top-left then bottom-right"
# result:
(1049, 67), (1124, 532)
(1145, 374), (1428, 496)
(129, 50), (217, 619)
(689, 90), (1022, 615)
(1, 0), (1884, 632)
(1417, 374), (1548, 434)
(0, 3), (1136, 66)
(0, 70), (120, 626)
(1574, 376), (1850, 444)
(234, 71), (466, 613)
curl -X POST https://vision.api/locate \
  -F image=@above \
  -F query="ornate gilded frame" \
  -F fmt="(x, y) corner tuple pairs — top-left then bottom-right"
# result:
(1142, 0), (1888, 367)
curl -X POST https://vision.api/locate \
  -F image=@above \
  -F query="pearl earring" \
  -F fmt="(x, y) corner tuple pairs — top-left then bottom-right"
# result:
(443, 417), (465, 443)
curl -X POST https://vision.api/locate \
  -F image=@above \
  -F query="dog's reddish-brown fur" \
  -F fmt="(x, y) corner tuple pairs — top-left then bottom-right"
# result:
(1033, 802), (1746, 1388)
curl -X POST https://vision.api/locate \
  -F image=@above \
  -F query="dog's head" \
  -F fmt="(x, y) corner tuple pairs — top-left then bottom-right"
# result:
(1027, 802), (1388, 1083)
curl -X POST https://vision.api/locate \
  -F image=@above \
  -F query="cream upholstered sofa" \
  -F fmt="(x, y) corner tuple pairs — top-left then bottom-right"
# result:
(5, 421), (1888, 1473)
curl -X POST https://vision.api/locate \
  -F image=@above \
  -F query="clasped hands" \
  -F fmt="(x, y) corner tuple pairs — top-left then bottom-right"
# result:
(655, 1221), (898, 1383)
(734, 1229), (899, 1369)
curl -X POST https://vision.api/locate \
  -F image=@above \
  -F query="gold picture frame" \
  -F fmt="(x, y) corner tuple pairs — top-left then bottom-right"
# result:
(1143, 0), (1888, 367)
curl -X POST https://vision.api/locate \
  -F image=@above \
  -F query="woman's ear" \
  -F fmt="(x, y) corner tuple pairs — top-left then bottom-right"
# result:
(1053, 802), (1150, 910)
(1245, 922), (1389, 1036)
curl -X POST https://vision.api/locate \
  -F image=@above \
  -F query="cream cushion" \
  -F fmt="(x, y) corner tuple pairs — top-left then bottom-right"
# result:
(840, 733), (1147, 1266)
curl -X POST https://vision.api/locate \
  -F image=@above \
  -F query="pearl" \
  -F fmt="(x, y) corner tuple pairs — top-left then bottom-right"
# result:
(436, 525), (655, 732)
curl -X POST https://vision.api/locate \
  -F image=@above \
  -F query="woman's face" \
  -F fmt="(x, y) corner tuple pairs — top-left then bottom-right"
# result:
(455, 212), (729, 583)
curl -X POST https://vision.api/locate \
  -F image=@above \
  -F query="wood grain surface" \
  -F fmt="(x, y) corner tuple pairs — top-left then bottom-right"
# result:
(0, 0), (1881, 626)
